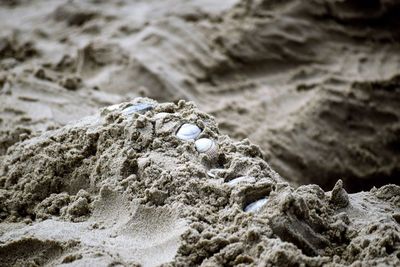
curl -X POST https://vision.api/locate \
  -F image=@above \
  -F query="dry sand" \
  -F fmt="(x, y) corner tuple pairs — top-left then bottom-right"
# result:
(0, 0), (400, 266)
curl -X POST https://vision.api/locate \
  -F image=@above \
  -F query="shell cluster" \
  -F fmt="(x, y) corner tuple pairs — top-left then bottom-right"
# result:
(174, 120), (267, 214)
(176, 123), (218, 159)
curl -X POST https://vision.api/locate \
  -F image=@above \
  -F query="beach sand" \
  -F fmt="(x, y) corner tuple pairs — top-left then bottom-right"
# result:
(0, 0), (400, 266)
(0, 99), (399, 266)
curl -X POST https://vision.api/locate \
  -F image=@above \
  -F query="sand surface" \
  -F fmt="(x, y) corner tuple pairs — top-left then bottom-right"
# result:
(0, 0), (400, 266)
(0, 99), (399, 266)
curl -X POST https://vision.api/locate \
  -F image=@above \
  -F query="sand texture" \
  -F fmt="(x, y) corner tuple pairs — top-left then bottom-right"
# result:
(1, 0), (400, 191)
(0, 99), (399, 266)
(1, 0), (400, 266)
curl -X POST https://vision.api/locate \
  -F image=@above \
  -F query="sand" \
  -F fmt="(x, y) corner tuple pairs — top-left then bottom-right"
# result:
(0, 99), (399, 266)
(0, 0), (400, 266)
(1, 0), (399, 191)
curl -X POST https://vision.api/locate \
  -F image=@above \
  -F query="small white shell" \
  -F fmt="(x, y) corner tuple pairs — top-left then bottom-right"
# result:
(227, 176), (256, 186)
(195, 138), (214, 152)
(195, 138), (218, 159)
(176, 123), (201, 141)
(244, 198), (268, 213)
(122, 103), (154, 115)
(207, 168), (225, 178)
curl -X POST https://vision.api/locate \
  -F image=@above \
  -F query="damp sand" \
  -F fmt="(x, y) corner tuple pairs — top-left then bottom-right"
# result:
(0, 0), (400, 266)
(1, 0), (399, 192)
(0, 99), (399, 266)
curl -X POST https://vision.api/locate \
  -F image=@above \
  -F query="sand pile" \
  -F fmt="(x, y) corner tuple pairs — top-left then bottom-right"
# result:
(0, 99), (399, 266)
(1, 0), (400, 266)
(1, 0), (399, 191)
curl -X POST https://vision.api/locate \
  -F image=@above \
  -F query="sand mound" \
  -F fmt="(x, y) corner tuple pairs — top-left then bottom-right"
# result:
(2, 0), (399, 190)
(1, 99), (399, 266)
(1, 1), (400, 265)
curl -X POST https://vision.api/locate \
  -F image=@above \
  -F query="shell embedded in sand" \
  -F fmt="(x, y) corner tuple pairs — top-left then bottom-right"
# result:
(244, 198), (268, 213)
(195, 138), (218, 158)
(207, 168), (225, 178)
(227, 176), (256, 186)
(176, 123), (201, 140)
(122, 103), (154, 115)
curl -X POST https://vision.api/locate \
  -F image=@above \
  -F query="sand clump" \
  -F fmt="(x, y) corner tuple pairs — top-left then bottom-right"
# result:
(0, 99), (399, 266)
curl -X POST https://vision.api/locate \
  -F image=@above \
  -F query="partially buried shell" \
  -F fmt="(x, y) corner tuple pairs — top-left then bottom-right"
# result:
(207, 168), (225, 178)
(244, 198), (268, 213)
(195, 138), (218, 159)
(227, 176), (256, 186)
(176, 123), (201, 141)
(122, 103), (154, 115)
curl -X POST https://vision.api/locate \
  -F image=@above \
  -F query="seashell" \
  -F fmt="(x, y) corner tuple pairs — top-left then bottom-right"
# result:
(244, 198), (268, 213)
(122, 103), (154, 115)
(207, 168), (225, 178)
(195, 138), (218, 159)
(176, 123), (201, 141)
(227, 176), (256, 186)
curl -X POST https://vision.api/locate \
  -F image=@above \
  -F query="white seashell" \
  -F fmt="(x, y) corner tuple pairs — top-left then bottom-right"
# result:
(176, 123), (201, 141)
(195, 138), (214, 152)
(122, 103), (154, 115)
(195, 138), (218, 159)
(227, 176), (256, 186)
(207, 168), (225, 178)
(207, 170), (216, 178)
(244, 198), (268, 213)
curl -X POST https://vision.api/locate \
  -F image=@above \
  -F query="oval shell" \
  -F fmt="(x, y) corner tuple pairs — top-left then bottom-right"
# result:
(244, 198), (268, 213)
(176, 123), (201, 141)
(195, 138), (218, 159)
